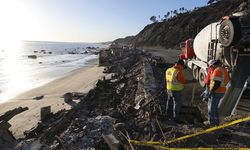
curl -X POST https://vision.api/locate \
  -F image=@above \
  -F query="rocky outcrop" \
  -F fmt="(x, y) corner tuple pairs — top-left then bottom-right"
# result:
(27, 55), (37, 59)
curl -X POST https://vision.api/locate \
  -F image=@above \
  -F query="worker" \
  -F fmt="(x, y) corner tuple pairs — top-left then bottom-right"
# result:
(201, 59), (216, 100)
(165, 59), (186, 122)
(205, 59), (229, 126)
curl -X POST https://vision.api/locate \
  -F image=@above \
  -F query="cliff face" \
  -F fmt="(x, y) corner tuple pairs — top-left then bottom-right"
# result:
(114, 0), (245, 49)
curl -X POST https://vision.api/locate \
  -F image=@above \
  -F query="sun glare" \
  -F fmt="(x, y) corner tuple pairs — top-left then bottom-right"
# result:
(0, 0), (43, 47)
(0, 0), (40, 101)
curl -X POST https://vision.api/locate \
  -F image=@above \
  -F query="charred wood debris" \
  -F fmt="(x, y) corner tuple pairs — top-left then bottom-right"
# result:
(2, 49), (250, 149)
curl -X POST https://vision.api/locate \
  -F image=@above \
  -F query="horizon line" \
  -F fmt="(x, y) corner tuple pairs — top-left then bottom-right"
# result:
(22, 40), (112, 44)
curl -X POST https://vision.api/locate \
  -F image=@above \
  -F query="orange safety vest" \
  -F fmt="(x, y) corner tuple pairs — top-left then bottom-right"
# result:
(210, 67), (229, 93)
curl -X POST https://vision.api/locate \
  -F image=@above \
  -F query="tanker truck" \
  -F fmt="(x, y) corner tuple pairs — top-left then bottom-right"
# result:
(180, 9), (250, 116)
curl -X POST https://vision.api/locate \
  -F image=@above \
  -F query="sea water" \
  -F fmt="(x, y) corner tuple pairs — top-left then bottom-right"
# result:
(0, 41), (108, 102)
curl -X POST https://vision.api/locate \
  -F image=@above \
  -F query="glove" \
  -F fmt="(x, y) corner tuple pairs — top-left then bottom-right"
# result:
(200, 88), (210, 101)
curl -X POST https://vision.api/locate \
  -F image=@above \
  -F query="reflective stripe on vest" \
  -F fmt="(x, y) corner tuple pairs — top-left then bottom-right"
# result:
(166, 67), (184, 91)
(219, 67), (226, 87)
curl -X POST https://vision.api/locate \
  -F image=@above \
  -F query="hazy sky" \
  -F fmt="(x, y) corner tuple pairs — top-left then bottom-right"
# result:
(0, 0), (208, 43)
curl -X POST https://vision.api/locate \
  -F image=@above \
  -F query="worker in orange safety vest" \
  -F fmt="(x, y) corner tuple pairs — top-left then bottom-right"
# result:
(204, 59), (229, 126)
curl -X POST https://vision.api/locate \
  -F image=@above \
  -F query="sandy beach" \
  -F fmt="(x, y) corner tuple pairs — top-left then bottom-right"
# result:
(0, 59), (104, 138)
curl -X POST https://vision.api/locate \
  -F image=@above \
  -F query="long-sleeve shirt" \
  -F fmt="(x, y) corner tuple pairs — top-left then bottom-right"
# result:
(204, 67), (214, 86)
(174, 64), (186, 84)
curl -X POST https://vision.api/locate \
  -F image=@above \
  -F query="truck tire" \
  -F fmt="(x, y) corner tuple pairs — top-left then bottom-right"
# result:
(198, 69), (206, 88)
(219, 18), (241, 47)
(192, 65), (199, 80)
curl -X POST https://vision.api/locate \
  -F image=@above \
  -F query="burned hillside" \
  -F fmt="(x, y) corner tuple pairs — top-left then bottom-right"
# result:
(112, 0), (246, 49)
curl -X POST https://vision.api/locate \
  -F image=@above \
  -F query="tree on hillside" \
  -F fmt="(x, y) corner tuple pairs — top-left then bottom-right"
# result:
(164, 12), (170, 20)
(207, 0), (215, 5)
(193, 7), (200, 11)
(179, 7), (185, 13)
(173, 10), (178, 15)
(149, 16), (158, 23)
(182, 7), (185, 12)
(161, 18), (167, 22)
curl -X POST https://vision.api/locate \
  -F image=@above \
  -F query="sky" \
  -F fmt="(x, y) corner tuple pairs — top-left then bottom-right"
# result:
(0, 0), (208, 43)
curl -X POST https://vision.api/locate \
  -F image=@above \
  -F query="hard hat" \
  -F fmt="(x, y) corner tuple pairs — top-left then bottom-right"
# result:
(208, 59), (217, 66)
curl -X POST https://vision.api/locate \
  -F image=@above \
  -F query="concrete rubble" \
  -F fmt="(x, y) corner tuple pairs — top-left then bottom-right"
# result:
(0, 107), (28, 149)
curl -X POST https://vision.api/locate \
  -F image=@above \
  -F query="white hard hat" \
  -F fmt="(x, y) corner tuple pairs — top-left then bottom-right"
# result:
(208, 59), (217, 66)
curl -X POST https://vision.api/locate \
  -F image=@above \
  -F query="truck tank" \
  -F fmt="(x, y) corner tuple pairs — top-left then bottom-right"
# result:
(193, 23), (224, 62)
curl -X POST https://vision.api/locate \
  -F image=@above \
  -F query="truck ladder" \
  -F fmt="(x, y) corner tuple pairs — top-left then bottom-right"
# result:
(231, 75), (250, 115)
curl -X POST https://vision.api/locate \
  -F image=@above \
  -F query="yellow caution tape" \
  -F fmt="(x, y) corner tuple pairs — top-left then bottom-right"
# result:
(129, 116), (250, 147)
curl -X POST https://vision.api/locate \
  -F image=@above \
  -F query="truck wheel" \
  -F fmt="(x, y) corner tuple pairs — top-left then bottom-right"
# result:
(198, 69), (206, 88)
(192, 65), (199, 80)
(219, 18), (241, 47)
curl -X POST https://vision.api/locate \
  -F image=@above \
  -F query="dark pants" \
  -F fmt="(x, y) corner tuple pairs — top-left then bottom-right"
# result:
(166, 90), (181, 120)
(208, 93), (224, 125)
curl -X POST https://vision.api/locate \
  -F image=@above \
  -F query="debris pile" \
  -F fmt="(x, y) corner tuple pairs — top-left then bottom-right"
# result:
(5, 48), (250, 149)
(59, 116), (115, 149)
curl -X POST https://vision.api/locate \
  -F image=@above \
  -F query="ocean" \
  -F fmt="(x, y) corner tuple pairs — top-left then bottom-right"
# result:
(0, 41), (108, 103)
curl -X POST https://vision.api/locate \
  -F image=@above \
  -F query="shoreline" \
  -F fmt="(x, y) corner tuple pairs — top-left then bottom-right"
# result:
(0, 58), (104, 138)
(0, 55), (99, 103)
